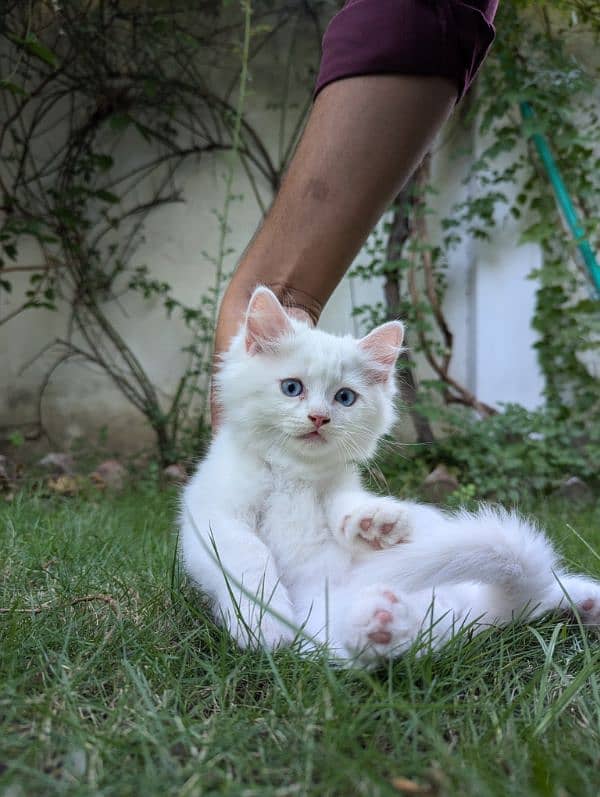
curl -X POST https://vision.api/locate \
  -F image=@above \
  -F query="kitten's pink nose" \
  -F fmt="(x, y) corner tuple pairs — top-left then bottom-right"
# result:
(308, 413), (330, 429)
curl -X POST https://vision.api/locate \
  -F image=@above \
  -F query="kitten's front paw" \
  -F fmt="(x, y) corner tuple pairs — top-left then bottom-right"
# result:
(223, 602), (296, 651)
(342, 498), (412, 550)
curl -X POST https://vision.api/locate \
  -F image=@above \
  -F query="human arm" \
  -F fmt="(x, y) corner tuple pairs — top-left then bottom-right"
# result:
(212, 0), (499, 427)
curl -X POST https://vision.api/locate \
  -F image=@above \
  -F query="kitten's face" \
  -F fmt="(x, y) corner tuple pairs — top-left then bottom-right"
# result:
(216, 288), (403, 473)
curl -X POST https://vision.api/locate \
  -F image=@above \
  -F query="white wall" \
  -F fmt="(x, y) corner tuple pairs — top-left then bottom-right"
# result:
(431, 119), (546, 411)
(2, 25), (597, 455)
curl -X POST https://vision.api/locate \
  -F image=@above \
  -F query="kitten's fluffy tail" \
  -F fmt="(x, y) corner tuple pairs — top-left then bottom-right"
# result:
(357, 506), (561, 598)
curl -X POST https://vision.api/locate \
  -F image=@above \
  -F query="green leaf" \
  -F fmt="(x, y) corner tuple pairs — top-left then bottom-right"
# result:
(8, 431), (25, 447)
(0, 79), (27, 97)
(2, 243), (17, 260)
(94, 190), (120, 204)
(10, 33), (59, 68)
(109, 114), (132, 132)
(93, 154), (114, 172)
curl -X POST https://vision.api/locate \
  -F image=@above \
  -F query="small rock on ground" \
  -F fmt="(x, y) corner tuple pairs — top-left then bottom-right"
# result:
(163, 464), (188, 484)
(553, 476), (593, 504)
(0, 455), (16, 485)
(38, 452), (75, 475)
(90, 459), (127, 490)
(421, 464), (459, 504)
(0, 454), (12, 483)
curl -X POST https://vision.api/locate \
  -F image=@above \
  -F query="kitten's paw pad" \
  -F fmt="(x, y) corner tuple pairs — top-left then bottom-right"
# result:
(342, 501), (411, 549)
(560, 579), (600, 627)
(576, 595), (600, 626)
(345, 587), (421, 660)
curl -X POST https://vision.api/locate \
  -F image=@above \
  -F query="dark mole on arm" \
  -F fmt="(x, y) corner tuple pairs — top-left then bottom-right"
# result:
(304, 178), (330, 201)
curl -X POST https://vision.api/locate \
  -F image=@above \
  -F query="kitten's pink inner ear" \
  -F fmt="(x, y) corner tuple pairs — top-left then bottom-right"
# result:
(358, 321), (404, 382)
(245, 287), (294, 355)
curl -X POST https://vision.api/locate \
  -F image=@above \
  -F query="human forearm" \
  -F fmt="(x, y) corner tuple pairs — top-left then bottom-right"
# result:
(214, 75), (456, 367)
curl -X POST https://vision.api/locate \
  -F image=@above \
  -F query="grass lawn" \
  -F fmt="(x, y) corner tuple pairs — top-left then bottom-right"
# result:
(1, 487), (600, 796)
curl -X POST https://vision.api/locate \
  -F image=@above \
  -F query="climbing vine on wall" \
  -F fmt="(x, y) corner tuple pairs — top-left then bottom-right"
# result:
(467, 1), (600, 414)
(353, 0), (600, 439)
(0, 0), (327, 463)
(1, 0), (598, 465)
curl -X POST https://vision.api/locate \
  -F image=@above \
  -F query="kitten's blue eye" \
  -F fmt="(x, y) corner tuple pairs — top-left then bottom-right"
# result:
(281, 379), (304, 398)
(335, 387), (357, 407)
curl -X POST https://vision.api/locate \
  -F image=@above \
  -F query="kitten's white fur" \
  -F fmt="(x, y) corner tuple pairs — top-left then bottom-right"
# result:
(180, 287), (600, 664)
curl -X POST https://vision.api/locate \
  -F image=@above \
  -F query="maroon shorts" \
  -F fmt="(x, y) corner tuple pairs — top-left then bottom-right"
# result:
(315, 0), (499, 101)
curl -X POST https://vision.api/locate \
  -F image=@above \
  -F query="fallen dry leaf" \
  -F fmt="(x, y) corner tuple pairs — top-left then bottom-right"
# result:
(47, 475), (82, 496)
(391, 777), (433, 795)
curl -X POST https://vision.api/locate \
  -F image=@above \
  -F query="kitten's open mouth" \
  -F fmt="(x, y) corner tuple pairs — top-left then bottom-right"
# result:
(299, 431), (326, 443)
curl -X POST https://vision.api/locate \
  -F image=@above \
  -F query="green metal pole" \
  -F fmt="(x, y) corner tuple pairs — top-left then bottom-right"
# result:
(520, 101), (600, 297)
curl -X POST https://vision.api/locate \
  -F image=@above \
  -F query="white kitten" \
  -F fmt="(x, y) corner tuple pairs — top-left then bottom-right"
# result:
(180, 287), (600, 665)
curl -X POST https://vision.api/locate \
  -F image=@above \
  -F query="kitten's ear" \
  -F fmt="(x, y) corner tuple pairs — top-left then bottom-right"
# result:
(245, 287), (294, 355)
(358, 321), (404, 382)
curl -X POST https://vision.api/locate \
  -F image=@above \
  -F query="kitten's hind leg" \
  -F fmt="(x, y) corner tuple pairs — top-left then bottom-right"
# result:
(341, 586), (420, 663)
(333, 585), (457, 665)
(547, 574), (600, 626)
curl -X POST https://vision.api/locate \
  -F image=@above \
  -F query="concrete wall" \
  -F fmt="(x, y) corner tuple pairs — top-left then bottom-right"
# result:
(1, 21), (597, 456)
